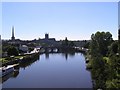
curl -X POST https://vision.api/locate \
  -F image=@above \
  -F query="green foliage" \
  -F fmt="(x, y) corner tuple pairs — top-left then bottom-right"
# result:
(106, 79), (120, 88)
(90, 31), (113, 56)
(108, 41), (118, 55)
(89, 35), (100, 56)
(103, 57), (109, 63)
(62, 37), (68, 47)
(88, 52), (107, 88)
(28, 47), (34, 52)
(69, 41), (75, 47)
(83, 42), (90, 48)
(27, 43), (36, 47)
(62, 37), (75, 47)
(7, 46), (19, 56)
(88, 31), (120, 89)
(0, 58), (9, 63)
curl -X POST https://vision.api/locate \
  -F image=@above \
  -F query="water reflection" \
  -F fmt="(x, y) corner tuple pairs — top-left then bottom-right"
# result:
(12, 70), (19, 78)
(1, 67), (20, 83)
(1, 54), (39, 83)
(2, 53), (93, 88)
(0, 72), (13, 84)
(65, 53), (68, 60)
(1, 52), (83, 84)
(44, 52), (76, 60)
(61, 52), (75, 60)
(45, 53), (49, 59)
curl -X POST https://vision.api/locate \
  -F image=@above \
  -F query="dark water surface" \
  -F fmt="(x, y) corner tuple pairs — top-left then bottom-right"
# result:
(2, 53), (92, 88)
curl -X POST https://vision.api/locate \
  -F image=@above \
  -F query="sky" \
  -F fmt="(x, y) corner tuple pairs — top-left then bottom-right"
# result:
(1, 0), (120, 2)
(1, 2), (118, 40)
(118, 2), (120, 28)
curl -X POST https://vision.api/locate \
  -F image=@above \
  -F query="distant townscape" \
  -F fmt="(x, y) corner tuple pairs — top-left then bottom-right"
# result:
(1, 26), (89, 57)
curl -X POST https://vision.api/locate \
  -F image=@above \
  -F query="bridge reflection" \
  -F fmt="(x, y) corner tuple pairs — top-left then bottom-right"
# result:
(45, 52), (76, 60)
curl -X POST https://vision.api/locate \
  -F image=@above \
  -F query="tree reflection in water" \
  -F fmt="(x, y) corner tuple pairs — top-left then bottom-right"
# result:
(1, 67), (20, 83)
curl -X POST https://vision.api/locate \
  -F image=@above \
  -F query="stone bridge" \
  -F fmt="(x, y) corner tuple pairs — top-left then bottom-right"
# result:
(39, 46), (88, 53)
(40, 46), (62, 53)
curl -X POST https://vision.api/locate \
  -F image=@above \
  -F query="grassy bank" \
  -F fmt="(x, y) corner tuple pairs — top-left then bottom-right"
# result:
(0, 55), (27, 65)
(0, 52), (40, 66)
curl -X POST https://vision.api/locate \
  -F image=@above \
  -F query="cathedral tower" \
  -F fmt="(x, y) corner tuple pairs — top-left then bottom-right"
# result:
(45, 33), (49, 40)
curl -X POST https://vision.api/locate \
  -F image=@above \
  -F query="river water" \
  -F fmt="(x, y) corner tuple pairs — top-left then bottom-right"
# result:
(2, 53), (92, 88)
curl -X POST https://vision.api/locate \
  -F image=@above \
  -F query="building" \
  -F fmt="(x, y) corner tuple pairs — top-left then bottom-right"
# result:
(8, 26), (16, 44)
(39, 33), (57, 46)
(8, 26), (23, 44)
(45, 33), (49, 40)
(19, 44), (28, 53)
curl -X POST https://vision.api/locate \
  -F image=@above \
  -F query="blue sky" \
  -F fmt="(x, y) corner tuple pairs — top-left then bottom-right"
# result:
(2, 2), (118, 40)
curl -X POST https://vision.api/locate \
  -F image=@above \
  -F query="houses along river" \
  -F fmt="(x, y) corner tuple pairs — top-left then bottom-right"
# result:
(2, 53), (92, 88)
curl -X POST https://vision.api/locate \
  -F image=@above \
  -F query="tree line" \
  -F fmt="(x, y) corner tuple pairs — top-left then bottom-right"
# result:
(87, 30), (120, 89)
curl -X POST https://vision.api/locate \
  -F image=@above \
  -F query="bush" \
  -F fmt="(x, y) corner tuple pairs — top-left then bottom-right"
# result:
(7, 46), (19, 56)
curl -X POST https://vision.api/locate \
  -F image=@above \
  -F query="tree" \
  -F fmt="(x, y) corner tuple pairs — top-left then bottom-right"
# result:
(84, 42), (90, 48)
(7, 46), (19, 56)
(69, 41), (75, 47)
(90, 31), (113, 56)
(89, 34), (100, 56)
(65, 37), (68, 46)
(61, 37), (69, 47)
(106, 54), (120, 88)
(108, 41), (118, 54)
(89, 31), (114, 88)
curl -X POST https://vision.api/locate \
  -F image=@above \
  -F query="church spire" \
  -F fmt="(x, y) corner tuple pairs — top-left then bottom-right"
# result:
(12, 26), (14, 37)
(11, 26), (15, 41)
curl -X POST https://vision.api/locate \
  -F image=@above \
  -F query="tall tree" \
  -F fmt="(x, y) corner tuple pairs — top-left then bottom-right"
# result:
(89, 31), (113, 89)
(90, 31), (113, 56)
(62, 37), (69, 47)
(69, 41), (75, 47)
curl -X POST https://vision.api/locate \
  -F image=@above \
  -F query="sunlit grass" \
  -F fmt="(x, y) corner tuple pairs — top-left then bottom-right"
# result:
(103, 57), (109, 63)
(0, 58), (9, 64)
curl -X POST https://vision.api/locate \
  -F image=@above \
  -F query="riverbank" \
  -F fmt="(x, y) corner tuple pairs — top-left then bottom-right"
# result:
(0, 52), (40, 67)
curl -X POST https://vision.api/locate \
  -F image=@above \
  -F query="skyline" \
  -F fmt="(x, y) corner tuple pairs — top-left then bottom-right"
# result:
(2, 2), (118, 40)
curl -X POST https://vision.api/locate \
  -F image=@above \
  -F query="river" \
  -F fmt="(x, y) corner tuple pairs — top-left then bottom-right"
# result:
(2, 53), (92, 88)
